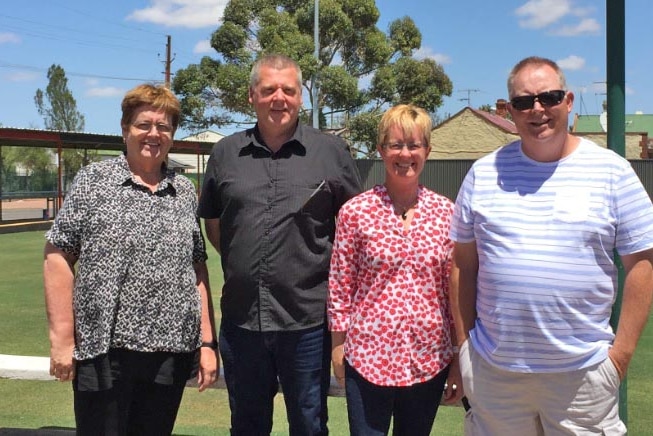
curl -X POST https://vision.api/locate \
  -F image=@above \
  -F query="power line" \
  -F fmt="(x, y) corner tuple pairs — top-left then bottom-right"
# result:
(0, 14), (162, 54)
(0, 4), (210, 87)
(0, 61), (158, 83)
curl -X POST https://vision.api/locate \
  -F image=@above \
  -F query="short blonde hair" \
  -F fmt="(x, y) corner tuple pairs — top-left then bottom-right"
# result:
(377, 104), (432, 147)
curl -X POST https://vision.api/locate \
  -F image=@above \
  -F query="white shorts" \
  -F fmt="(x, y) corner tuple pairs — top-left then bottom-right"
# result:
(459, 340), (626, 435)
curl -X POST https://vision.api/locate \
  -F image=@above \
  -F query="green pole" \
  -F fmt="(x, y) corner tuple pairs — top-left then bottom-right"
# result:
(606, 0), (627, 425)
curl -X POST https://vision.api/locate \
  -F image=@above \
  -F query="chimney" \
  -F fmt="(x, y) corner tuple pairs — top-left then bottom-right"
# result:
(495, 99), (508, 118)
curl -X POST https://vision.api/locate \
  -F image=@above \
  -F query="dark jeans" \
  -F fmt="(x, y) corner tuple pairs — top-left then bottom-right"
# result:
(219, 320), (330, 436)
(344, 361), (450, 436)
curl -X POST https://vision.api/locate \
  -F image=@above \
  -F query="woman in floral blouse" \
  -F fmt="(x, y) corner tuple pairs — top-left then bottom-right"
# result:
(43, 84), (218, 435)
(328, 104), (462, 435)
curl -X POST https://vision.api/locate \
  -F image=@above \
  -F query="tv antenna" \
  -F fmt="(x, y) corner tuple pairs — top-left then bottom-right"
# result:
(458, 88), (481, 107)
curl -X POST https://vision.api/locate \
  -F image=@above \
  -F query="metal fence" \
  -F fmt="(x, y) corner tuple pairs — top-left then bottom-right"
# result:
(3, 159), (653, 219)
(357, 160), (653, 201)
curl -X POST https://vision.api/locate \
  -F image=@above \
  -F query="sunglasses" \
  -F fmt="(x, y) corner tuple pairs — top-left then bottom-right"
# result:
(510, 90), (566, 111)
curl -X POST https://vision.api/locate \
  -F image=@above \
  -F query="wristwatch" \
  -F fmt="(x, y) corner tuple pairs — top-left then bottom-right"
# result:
(201, 339), (218, 350)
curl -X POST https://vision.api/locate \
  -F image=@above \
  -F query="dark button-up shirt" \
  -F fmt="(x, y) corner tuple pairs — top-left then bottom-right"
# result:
(46, 155), (207, 360)
(199, 123), (362, 331)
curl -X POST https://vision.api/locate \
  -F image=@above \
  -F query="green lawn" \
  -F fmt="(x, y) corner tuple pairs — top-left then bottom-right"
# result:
(0, 230), (466, 435)
(1, 231), (651, 435)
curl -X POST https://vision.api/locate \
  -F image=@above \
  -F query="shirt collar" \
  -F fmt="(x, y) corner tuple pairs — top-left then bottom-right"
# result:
(111, 154), (176, 194)
(243, 122), (306, 154)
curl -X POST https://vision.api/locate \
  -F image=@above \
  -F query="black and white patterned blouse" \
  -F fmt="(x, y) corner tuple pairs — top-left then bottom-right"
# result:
(46, 154), (207, 361)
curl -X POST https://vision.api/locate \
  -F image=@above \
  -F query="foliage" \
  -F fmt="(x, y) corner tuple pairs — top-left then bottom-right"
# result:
(34, 64), (96, 188)
(34, 65), (85, 132)
(1, 146), (56, 192)
(478, 104), (493, 113)
(348, 110), (382, 158)
(172, 0), (453, 158)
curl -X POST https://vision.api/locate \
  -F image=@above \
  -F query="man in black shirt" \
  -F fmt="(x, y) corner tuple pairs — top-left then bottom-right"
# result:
(199, 54), (362, 435)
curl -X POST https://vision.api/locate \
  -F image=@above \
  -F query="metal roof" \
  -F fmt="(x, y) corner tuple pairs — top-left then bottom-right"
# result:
(573, 113), (653, 136)
(0, 127), (214, 155)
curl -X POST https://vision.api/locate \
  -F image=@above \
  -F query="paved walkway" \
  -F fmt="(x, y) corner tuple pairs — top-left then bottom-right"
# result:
(1, 199), (50, 221)
(0, 199), (53, 234)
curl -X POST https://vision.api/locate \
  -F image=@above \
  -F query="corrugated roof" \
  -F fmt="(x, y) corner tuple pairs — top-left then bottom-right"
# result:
(435, 107), (518, 134)
(469, 108), (519, 134)
(573, 113), (653, 136)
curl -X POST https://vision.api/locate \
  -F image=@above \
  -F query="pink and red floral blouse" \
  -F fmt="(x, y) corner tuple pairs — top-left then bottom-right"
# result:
(328, 184), (455, 386)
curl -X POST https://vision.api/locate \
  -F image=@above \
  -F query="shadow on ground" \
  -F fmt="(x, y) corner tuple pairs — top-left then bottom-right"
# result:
(0, 429), (74, 435)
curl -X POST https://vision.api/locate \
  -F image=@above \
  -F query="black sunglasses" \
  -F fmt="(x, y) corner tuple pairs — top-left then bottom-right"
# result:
(510, 90), (566, 111)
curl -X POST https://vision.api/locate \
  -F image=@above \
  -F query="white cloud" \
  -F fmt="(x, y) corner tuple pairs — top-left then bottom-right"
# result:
(414, 47), (451, 65)
(193, 39), (213, 54)
(0, 32), (21, 44)
(570, 6), (595, 18)
(586, 82), (633, 97)
(557, 55), (585, 71)
(552, 18), (600, 36)
(86, 87), (125, 98)
(127, 0), (228, 29)
(590, 82), (606, 94)
(515, 0), (571, 29)
(515, 0), (601, 36)
(4, 71), (38, 82)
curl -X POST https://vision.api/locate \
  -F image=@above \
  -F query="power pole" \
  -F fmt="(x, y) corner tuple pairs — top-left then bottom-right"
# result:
(312, 0), (320, 129)
(163, 35), (173, 88)
(605, 0), (626, 425)
(458, 88), (480, 107)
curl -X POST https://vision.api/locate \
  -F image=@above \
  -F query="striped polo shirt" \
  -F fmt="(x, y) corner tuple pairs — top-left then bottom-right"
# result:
(450, 138), (653, 372)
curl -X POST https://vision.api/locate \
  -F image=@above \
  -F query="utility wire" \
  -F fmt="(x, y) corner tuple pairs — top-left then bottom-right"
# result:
(0, 61), (158, 82)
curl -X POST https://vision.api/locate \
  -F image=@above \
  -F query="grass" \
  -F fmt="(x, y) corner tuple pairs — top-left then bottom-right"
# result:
(0, 230), (466, 435)
(1, 231), (651, 435)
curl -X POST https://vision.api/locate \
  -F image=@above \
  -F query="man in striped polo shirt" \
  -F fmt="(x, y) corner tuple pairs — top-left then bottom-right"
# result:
(450, 56), (653, 435)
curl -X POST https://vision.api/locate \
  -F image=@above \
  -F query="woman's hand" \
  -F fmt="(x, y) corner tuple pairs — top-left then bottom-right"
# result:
(197, 347), (219, 392)
(331, 331), (346, 387)
(49, 340), (75, 382)
(442, 353), (464, 405)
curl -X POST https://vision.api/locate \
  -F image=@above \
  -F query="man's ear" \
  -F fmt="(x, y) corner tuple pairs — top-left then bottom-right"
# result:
(565, 91), (575, 113)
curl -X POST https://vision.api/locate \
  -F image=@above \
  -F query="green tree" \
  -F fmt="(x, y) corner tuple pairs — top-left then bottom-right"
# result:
(172, 0), (453, 157)
(1, 146), (55, 192)
(34, 64), (95, 187)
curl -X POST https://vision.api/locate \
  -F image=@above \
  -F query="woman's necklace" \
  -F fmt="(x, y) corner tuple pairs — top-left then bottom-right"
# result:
(386, 185), (419, 221)
(391, 197), (418, 220)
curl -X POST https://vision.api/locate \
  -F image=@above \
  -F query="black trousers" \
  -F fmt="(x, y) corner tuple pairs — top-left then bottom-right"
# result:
(74, 379), (186, 435)
(73, 349), (195, 436)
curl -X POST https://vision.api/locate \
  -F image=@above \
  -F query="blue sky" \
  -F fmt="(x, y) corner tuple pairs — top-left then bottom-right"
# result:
(1, 0), (651, 138)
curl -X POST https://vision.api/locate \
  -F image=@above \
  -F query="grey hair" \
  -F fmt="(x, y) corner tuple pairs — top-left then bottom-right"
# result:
(249, 54), (302, 89)
(507, 56), (567, 98)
